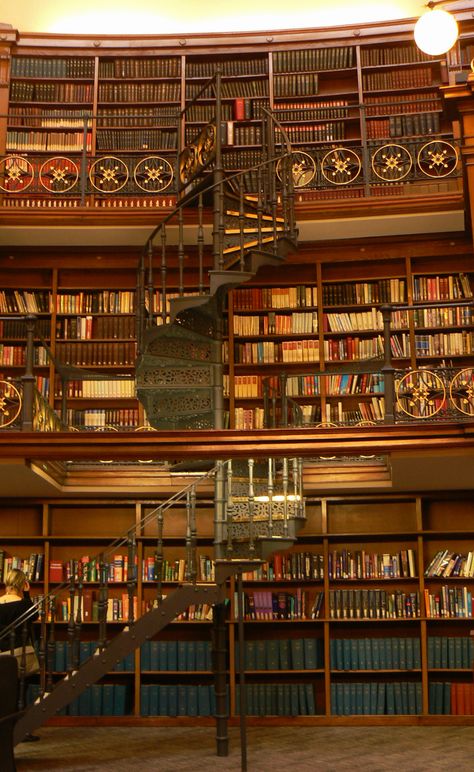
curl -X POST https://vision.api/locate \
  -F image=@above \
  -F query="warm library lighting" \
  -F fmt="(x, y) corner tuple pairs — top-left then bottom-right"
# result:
(414, 6), (459, 56)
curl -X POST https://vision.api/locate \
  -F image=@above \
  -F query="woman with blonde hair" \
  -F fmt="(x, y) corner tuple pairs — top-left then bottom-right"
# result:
(0, 568), (38, 651)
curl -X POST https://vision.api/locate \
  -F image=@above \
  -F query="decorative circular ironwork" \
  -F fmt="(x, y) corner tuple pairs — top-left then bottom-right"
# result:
(89, 156), (128, 192)
(196, 123), (216, 168)
(0, 156), (34, 192)
(133, 156), (173, 193)
(372, 144), (412, 181)
(0, 380), (22, 428)
(449, 368), (474, 416)
(277, 151), (316, 188)
(179, 145), (198, 186)
(321, 148), (361, 185)
(39, 156), (79, 193)
(417, 140), (458, 178)
(396, 369), (446, 419)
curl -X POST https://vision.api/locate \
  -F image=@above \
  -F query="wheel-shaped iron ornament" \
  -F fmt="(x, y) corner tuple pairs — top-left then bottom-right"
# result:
(277, 151), (316, 188)
(0, 380), (22, 428)
(39, 156), (79, 193)
(449, 368), (474, 416)
(396, 369), (446, 419)
(196, 123), (216, 168)
(133, 156), (173, 193)
(179, 145), (198, 186)
(0, 156), (34, 192)
(417, 140), (458, 178)
(89, 156), (129, 192)
(372, 144), (412, 182)
(321, 148), (361, 185)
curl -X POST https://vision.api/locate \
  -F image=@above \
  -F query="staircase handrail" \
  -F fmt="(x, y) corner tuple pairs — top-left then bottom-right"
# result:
(0, 461), (223, 646)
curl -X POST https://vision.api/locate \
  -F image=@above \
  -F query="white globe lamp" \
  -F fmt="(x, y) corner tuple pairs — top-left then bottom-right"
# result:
(414, 6), (459, 56)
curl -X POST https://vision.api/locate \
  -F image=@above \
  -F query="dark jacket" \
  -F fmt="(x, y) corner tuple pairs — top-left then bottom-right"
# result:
(0, 592), (38, 651)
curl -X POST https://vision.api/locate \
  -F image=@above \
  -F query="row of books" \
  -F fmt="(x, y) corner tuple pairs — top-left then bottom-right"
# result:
(324, 400), (385, 424)
(0, 552), (44, 582)
(233, 407), (265, 430)
(413, 305), (473, 328)
(54, 592), (140, 623)
(27, 683), (132, 716)
(62, 379), (135, 399)
(424, 586), (473, 619)
(0, 345), (48, 367)
(95, 129), (177, 151)
(367, 112), (442, 140)
(324, 308), (408, 333)
(56, 290), (135, 314)
(233, 311), (318, 337)
(322, 279), (406, 306)
(235, 682), (316, 716)
(413, 273), (472, 301)
(360, 44), (437, 67)
(50, 639), (133, 672)
(6, 131), (92, 153)
(186, 56), (268, 78)
(98, 57), (181, 79)
(50, 555), (212, 584)
(362, 66), (434, 92)
(274, 99), (350, 120)
(274, 73), (319, 98)
(140, 684), (217, 717)
(274, 122), (345, 144)
(142, 555), (215, 583)
(0, 318), (50, 339)
(231, 339), (320, 365)
(10, 82), (94, 103)
(331, 680), (422, 716)
(237, 590), (323, 621)
(222, 148), (262, 171)
(364, 93), (442, 117)
(0, 289), (51, 314)
(235, 637), (323, 671)
(232, 286), (317, 311)
(224, 374), (262, 399)
(65, 408), (139, 429)
(331, 636), (421, 671)
(8, 107), (92, 128)
(55, 340), (136, 367)
(414, 331), (473, 357)
(139, 639), (212, 672)
(425, 549), (474, 578)
(273, 47), (354, 73)
(323, 373), (384, 396)
(427, 636), (474, 670)
(97, 105), (179, 126)
(323, 335), (384, 361)
(98, 83), (181, 103)
(328, 549), (417, 580)
(11, 56), (94, 79)
(429, 682), (474, 715)
(329, 589), (420, 620)
(55, 315), (136, 341)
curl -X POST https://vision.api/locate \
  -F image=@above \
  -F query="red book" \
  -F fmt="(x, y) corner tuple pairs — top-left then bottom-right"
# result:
(234, 98), (245, 120)
(49, 560), (64, 583)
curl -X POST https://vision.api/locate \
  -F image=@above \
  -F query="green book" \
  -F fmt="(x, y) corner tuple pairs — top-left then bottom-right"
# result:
(79, 687), (92, 716)
(372, 638), (380, 670)
(376, 682), (386, 715)
(113, 684), (127, 715)
(305, 683), (316, 715)
(398, 638), (407, 670)
(149, 684), (158, 716)
(158, 684), (169, 716)
(440, 636), (448, 668)
(167, 684), (178, 717)
(187, 684), (198, 716)
(298, 683), (308, 715)
(290, 682), (300, 716)
(358, 639), (367, 670)
(90, 684), (103, 717)
(407, 681), (417, 715)
(267, 639), (280, 670)
(330, 683), (337, 714)
(140, 685), (149, 717)
(256, 640), (267, 670)
(386, 682), (395, 715)
(384, 638), (393, 670)
(362, 682), (371, 714)
(140, 642), (151, 671)
(427, 636), (435, 668)
(177, 640), (187, 671)
(448, 637), (456, 669)
(102, 684), (115, 716)
(279, 638), (290, 670)
(150, 641), (160, 670)
(290, 638), (305, 670)
(303, 638), (318, 670)
(355, 682), (364, 715)
(405, 638), (414, 670)
(167, 641), (178, 671)
(186, 641), (196, 671)
(370, 681), (378, 714)
(177, 684), (188, 716)
(198, 684), (211, 716)
(342, 639), (352, 670)
(350, 639), (359, 670)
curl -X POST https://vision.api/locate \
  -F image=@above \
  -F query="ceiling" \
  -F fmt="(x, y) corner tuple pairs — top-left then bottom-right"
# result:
(3, 1), (426, 36)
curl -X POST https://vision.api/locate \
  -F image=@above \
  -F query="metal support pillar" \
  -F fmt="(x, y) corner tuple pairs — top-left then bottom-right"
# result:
(21, 314), (36, 431)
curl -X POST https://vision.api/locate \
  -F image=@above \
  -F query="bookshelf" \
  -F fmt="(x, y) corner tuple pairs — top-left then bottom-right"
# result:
(224, 254), (474, 428)
(3, 490), (473, 722)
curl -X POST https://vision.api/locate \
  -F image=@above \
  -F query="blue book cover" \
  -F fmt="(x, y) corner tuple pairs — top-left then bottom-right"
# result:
(79, 686), (92, 716)
(413, 637), (421, 669)
(187, 684), (199, 716)
(393, 681), (403, 714)
(407, 681), (417, 715)
(362, 682), (371, 714)
(350, 639), (359, 671)
(141, 642), (151, 671)
(330, 683), (337, 714)
(167, 641), (178, 671)
(279, 638), (290, 670)
(256, 640), (267, 670)
(298, 683), (308, 715)
(177, 640), (187, 671)
(198, 684), (211, 716)
(372, 638), (380, 670)
(195, 640), (207, 671)
(355, 682), (363, 715)
(358, 639), (367, 670)
(186, 640), (196, 671)
(448, 637), (456, 669)
(376, 682), (386, 715)
(90, 684), (103, 716)
(102, 684), (115, 716)
(55, 641), (67, 672)
(290, 682), (300, 716)
(384, 638), (393, 670)
(401, 681), (409, 714)
(158, 684), (169, 716)
(177, 684), (188, 716)
(427, 636), (435, 668)
(440, 636), (448, 668)
(303, 638), (317, 670)
(149, 684), (159, 716)
(364, 638), (372, 669)
(167, 685), (178, 717)
(385, 682), (395, 715)
(267, 639), (280, 670)
(113, 683), (127, 715)
(290, 639), (304, 670)
(342, 683), (351, 716)
(405, 638), (414, 670)
(342, 639), (352, 670)
(369, 681), (378, 714)
(150, 641), (160, 670)
(305, 683), (316, 715)
(140, 685), (149, 717)
(391, 637), (400, 669)
(335, 638), (344, 670)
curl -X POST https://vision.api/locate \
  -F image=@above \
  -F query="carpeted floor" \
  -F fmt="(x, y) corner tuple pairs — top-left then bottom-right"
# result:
(14, 725), (474, 771)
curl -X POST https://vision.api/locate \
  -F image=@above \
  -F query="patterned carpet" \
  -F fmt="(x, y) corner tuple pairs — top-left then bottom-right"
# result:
(14, 725), (474, 771)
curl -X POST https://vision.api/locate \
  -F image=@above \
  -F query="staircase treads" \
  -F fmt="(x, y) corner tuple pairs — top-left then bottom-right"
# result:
(225, 209), (284, 222)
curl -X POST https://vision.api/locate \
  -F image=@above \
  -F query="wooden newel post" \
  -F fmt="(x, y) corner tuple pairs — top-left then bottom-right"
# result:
(21, 313), (37, 431)
(380, 304), (395, 424)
